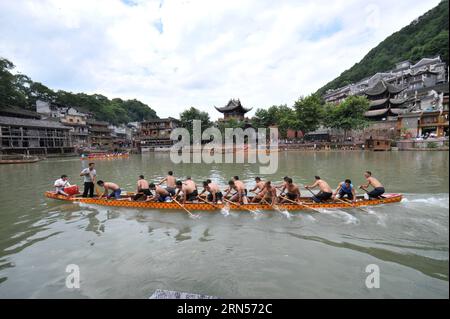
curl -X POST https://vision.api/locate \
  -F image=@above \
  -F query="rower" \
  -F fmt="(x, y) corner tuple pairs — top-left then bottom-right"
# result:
(54, 174), (71, 196)
(232, 176), (248, 197)
(249, 177), (265, 195)
(225, 180), (249, 204)
(359, 171), (385, 199)
(134, 175), (153, 201)
(175, 180), (198, 204)
(158, 171), (176, 196)
(97, 180), (122, 200)
(252, 181), (277, 205)
(280, 178), (301, 203)
(333, 179), (356, 202)
(305, 176), (333, 203)
(148, 183), (171, 202)
(200, 180), (223, 204)
(275, 176), (290, 195)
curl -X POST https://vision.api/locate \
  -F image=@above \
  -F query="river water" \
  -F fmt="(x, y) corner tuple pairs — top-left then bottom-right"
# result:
(0, 151), (448, 298)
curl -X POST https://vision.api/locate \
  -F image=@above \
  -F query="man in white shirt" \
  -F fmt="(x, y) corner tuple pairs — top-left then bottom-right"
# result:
(54, 175), (71, 196)
(80, 162), (97, 197)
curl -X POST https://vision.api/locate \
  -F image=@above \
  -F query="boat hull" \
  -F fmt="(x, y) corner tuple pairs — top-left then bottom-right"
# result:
(44, 191), (403, 212)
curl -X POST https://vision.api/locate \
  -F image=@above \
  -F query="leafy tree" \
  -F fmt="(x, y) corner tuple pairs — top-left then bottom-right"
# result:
(179, 107), (211, 141)
(293, 94), (324, 134)
(323, 96), (370, 137)
(0, 58), (28, 107)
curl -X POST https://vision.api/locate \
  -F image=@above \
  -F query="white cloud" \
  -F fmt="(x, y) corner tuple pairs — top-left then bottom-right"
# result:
(0, 0), (442, 119)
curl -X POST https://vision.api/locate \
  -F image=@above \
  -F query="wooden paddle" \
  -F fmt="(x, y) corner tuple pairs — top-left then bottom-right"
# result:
(197, 196), (221, 209)
(279, 195), (322, 214)
(223, 198), (258, 214)
(172, 197), (196, 218)
(333, 196), (370, 213)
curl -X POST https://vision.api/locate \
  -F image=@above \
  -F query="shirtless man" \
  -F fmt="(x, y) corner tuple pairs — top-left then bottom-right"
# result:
(134, 175), (152, 201)
(225, 180), (249, 204)
(232, 176), (247, 196)
(97, 180), (122, 200)
(158, 171), (176, 196)
(359, 171), (385, 199)
(249, 177), (265, 195)
(275, 176), (290, 195)
(175, 180), (198, 204)
(305, 176), (333, 203)
(252, 181), (277, 205)
(199, 180), (223, 203)
(280, 178), (301, 203)
(148, 183), (171, 202)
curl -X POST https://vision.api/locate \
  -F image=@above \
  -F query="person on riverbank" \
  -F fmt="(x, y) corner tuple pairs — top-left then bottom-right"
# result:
(54, 175), (71, 196)
(97, 180), (122, 200)
(280, 178), (301, 203)
(175, 180), (198, 203)
(158, 171), (176, 195)
(305, 176), (333, 203)
(80, 162), (96, 198)
(133, 175), (152, 201)
(249, 177), (266, 195)
(252, 181), (277, 205)
(199, 180), (223, 203)
(333, 179), (356, 202)
(359, 171), (385, 199)
(225, 180), (249, 204)
(148, 183), (171, 202)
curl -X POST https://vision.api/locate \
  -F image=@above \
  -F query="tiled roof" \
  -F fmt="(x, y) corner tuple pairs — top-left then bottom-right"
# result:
(0, 116), (71, 129)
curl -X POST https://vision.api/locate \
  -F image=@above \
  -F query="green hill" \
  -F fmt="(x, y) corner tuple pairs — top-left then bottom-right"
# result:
(0, 57), (159, 125)
(317, 0), (449, 96)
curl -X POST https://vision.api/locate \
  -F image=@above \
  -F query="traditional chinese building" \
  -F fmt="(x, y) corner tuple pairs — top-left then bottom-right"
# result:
(138, 117), (180, 151)
(364, 80), (408, 121)
(0, 116), (73, 155)
(87, 120), (113, 148)
(215, 99), (252, 121)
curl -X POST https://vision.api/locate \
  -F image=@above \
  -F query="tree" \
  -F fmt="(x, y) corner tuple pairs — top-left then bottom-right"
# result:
(0, 58), (28, 107)
(323, 96), (370, 137)
(293, 94), (324, 134)
(179, 107), (212, 141)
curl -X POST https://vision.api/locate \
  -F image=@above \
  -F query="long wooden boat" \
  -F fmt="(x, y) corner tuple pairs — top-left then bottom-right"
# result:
(0, 156), (42, 164)
(44, 191), (402, 212)
(80, 153), (129, 160)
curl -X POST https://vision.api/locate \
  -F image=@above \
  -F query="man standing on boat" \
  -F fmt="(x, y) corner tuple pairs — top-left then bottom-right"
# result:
(97, 180), (122, 200)
(305, 176), (333, 203)
(54, 175), (71, 196)
(158, 171), (176, 196)
(80, 162), (96, 198)
(333, 179), (356, 202)
(359, 171), (385, 199)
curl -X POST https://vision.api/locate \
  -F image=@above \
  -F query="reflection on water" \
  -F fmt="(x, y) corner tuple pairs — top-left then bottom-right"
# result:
(0, 152), (448, 298)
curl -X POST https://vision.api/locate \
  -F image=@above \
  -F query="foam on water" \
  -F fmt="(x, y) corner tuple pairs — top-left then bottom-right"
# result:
(321, 209), (360, 225)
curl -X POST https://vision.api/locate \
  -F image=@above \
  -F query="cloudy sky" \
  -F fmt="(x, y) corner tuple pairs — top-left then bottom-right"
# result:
(0, 0), (441, 119)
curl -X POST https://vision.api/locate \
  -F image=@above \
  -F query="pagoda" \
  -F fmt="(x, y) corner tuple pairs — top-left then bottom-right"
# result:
(364, 80), (408, 120)
(215, 99), (252, 121)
